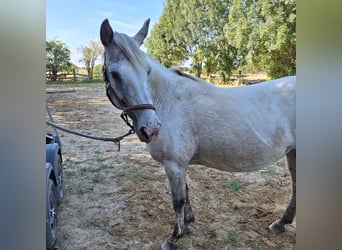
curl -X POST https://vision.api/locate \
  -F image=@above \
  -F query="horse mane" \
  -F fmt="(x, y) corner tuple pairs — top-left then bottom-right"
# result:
(111, 33), (203, 85)
(112, 32), (149, 71)
(170, 68), (202, 83)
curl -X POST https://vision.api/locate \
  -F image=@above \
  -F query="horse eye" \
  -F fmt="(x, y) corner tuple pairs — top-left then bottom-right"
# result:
(111, 71), (121, 82)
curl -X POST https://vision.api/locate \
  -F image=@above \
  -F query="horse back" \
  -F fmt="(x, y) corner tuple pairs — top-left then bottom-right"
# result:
(149, 76), (296, 172)
(189, 76), (296, 171)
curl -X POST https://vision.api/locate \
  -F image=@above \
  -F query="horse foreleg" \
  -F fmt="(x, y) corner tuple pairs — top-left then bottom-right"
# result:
(183, 182), (195, 234)
(161, 161), (187, 250)
(269, 149), (296, 232)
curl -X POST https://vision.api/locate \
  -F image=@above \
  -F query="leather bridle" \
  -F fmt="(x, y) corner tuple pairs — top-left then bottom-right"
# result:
(103, 64), (156, 113)
(103, 64), (156, 131)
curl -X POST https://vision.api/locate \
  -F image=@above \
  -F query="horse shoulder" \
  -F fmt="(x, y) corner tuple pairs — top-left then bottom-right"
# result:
(148, 101), (197, 166)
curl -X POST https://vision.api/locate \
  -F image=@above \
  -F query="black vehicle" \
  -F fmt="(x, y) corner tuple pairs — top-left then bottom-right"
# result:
(46, 105), (64, 249)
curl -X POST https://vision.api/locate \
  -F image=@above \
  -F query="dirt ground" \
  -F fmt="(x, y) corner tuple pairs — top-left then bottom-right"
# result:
(46, 81), (295, 250)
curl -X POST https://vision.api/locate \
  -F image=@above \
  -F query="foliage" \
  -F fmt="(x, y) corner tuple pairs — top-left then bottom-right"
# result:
(45, 63), (104, 84)
(146, 0), (237, 79)
(226, 0), (296, 78)
(46, 39), (72, 81)
(92, 64), (104, 80)
(78, 40), (103, 80)
(146, 0), (296, 80)
(145, 0), (186, 67)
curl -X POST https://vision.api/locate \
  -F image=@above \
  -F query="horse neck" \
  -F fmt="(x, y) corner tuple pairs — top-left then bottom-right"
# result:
(146, 55), (218, 108)
(147, 57), (178, 105)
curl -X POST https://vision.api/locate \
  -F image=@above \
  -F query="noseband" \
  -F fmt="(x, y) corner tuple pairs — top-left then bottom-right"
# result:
(103, 65), (156, 113)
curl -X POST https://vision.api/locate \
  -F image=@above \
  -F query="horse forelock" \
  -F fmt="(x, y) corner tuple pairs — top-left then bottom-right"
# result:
(111, 32), (148, 71)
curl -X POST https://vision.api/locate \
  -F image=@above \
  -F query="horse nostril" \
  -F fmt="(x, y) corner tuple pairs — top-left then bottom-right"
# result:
(139, 125), (160, 143)
(140, 127), (149, 141)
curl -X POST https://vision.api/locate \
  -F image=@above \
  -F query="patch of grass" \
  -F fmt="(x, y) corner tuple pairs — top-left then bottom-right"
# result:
(76, 183), (85, 194)
(95, 156), (108, 163)
(112, 171), (127, 178)
(222, 178), (246, 192)
(92, 173), (102, 183)
(64, 169), (76, 177)
(230, 180), (243, 191)
(232, 203), (254, 211)
(233, 205), (240, 211)
(80, 167), (90, 174)
(63, 156), (72, 162)
(192, 165), (206, 172)
(64, 157), (84, 167)
(201, 195), (210, 202)
(143, 199), (151, 206)
(228, 230), (240, 247)
(251, 240), (265, 250)
(79, 162), (110, 174)
(208, 227), (217, 238)
(198, 223), (217, 238)
(131, 172), (141, 180)
(64, 156), (88, 164)
(197, 207), (206, 215)
(204, 182), (211, 189)
(63, 230), (70, 240)
(64, 185), (73, 194)
(98, 162), (111, 171)
(276, 158), (287, 167)
(266, 166), (277, 175)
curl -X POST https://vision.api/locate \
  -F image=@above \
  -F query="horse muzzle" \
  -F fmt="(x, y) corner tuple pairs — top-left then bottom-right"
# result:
(137, 119), (161, 143)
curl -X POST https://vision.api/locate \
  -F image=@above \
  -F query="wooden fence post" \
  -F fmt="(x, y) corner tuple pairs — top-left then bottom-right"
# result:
(237, 70), (243, 85)
(73, 68), (77, 81)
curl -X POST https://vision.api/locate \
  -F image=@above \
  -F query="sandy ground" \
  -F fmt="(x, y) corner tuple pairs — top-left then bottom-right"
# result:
(46, 81), (295, 250)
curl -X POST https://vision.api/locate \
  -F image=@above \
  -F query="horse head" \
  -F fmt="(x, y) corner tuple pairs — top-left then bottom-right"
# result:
(100, 18), (161, 143)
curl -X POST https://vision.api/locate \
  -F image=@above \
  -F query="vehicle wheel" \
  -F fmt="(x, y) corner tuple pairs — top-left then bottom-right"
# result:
(56, 155), (64, 204)
(46, 179), (58, 249)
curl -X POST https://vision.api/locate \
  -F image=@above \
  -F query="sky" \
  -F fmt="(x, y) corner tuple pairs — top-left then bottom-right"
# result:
(46, 0), (165, 67)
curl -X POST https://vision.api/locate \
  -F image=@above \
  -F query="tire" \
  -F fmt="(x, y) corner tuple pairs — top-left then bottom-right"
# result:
(46, 179), (58, 249)
(56, 155), (64, 204)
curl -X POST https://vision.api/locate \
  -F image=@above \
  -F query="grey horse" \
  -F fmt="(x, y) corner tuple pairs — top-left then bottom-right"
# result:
(100, 18), (296, 249)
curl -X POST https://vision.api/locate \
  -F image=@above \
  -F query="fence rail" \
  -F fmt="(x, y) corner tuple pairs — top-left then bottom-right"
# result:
(46, 69), (102, 82)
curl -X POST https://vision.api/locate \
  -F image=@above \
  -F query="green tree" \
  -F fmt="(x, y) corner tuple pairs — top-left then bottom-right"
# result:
(146, 0), (237, 80)
(147, 0), (295, 80)
(145, 0), (186, 67)
(46, 39), (71, 81)
(92, 64), (104, 80)
(78, 40), (103, 80)
(226, 0), (296, 78)
(176, 0), (234, 78)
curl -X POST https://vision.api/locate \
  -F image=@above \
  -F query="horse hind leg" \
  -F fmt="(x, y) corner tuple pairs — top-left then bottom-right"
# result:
(269, 149), (296, 232)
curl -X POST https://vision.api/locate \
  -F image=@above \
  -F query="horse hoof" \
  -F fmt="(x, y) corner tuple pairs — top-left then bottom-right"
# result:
(269, 219), (285, 233)
(161, 240), (178, 250)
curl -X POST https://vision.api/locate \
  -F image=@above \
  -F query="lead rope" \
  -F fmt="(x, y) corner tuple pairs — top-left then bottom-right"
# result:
(46, 112), (135, 151)
(46, 64), (155, 150)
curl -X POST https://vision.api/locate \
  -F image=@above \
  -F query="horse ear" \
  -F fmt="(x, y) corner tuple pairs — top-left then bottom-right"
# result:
(133, 18), (150, 46)
(100, 19), (114, 47)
